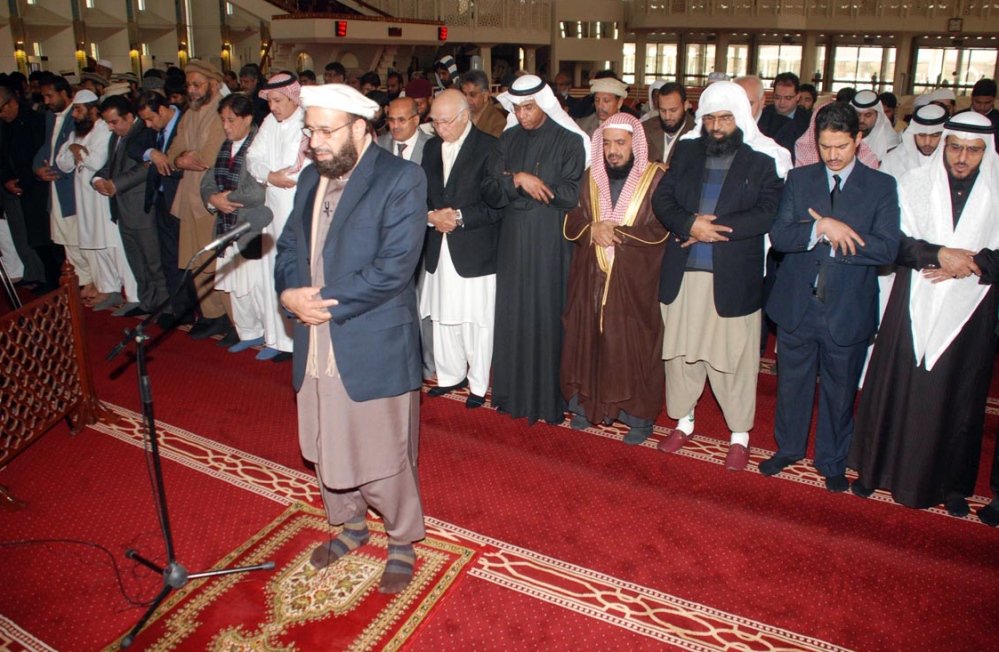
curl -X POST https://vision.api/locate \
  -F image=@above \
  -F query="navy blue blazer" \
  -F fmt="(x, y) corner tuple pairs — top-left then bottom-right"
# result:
(766, 161), (901, 346)
(652, 139), (784, 317)
(274, 143), (428, 400)
(32, 109), (76, 216)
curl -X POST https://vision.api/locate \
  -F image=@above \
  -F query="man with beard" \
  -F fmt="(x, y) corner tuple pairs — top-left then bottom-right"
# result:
(33, 75), (85, 291)
(849, 112), (999, 520)
(880, 103), (948, 180)
(385, 71), (403, 101)
(562, 113), (669, 444)
(420, 89), (500, 408)
(55, 90), (138, 314)
(641, 82), (694, 165)
(483, 74), (588, 425)
(575, 76), (628, 138)
(651, 81), (784, 471)
(763, 102), (900, 491)
(274, 84), (427, 594)
(404, 78), (434, 128)
(166, 60), (229, 340)
(851, 89), (900, 162)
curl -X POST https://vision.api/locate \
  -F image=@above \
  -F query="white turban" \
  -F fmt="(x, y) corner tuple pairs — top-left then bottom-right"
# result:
(903, 109), (999, 371)
(881, 103), (949, 180)
(71, 90), (99, 105)
(852, 89), (901, 160)
(680, 80), (791, 179)
(497, 74), (591, 167)
(300, 83), (379, 119)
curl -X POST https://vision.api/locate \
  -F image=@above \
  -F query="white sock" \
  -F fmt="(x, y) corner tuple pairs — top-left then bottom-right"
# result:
(730, 431), (749, 448)
(676, 411), (695, 436)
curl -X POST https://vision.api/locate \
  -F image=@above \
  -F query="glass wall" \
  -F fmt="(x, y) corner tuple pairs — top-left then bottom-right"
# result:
(757, 44), (802, 83)
(726, 44), (749, 78)
(830, 45), (895, 93)
(913, 47), (998, 94)
(684, 43), (716, 85)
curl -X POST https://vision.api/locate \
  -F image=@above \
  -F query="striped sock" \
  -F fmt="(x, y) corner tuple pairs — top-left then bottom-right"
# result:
(379, 543), (416, 594)
(310, 518), (369, 569)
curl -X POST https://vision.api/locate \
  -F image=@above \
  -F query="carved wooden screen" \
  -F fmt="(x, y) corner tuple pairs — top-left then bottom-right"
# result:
(0, 264), (102, 470)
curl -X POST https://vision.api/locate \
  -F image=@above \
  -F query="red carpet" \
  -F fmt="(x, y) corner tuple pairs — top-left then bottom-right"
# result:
(1, 308), (997, 651)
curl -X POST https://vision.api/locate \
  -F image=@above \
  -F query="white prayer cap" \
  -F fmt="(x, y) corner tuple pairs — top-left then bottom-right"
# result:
(588, 77), (628, 98)
(601, 119), (634, 133)
(927, 87), (956, 103)
(851, 89), (881, 110)
(300, 83), (379, 119)
(71, 89), (99, 105)
(908, 103), (948, 134)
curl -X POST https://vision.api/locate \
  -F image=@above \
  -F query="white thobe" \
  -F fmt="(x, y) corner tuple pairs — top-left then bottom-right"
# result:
(246, 108), (309, 352)
(56, 120), (135, 298)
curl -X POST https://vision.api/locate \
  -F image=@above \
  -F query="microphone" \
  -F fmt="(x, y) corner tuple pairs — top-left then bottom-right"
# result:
(195, 221), (252, 258)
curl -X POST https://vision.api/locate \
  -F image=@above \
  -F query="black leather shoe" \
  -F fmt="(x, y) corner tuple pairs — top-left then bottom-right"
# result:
(850, 480), (874, 498)
(216, 328), (240, 348)
(189, 316), (232, 340)
(824, 474), (849, 493)
(428, 378), (468, 397)
(465, 393), (485, 409)
(977, 500), (999, 527)
(945, 495), (970, 518)
(758, 454), (799, 477)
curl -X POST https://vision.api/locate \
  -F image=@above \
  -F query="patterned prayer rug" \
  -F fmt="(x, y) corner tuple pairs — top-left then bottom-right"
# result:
(107, 502), (478, 651)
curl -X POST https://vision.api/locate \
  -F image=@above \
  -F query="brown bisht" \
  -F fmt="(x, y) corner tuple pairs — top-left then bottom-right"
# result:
(560, 164), (669, 425)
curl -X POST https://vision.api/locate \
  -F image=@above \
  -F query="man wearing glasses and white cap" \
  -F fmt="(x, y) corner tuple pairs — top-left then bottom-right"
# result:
(275, 83), (428, 594)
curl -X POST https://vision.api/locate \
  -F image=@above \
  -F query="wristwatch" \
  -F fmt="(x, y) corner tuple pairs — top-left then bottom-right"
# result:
(454, 209), (464, 229)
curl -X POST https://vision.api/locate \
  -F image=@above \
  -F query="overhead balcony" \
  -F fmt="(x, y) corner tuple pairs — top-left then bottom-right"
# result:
(624, 0), (999, 34)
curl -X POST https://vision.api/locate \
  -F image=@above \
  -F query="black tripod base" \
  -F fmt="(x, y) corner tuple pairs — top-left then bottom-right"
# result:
(119, 549), (275, 649)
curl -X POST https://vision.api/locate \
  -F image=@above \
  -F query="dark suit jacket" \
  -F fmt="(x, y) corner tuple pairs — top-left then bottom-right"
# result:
(1, 104), (49, 244)
(652, 139), (785, 317)
(274, 143), (428, 400)
(96, 121), (155, 229)
(421, 125), (501, 277)
(32, 108), (76, 215)
(129, 107), (183, 212)
(758, 106), (811, 163)
(766, 161), (901, 346)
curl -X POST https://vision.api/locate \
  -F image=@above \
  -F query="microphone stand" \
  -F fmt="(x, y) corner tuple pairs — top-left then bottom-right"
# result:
(107, 239), (273, 649)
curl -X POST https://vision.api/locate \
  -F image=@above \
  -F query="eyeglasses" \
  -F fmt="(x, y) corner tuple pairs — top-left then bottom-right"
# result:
(703, 113), (736, 126)
(301, 121), (353, 139)
(429, 109), (467, 127)
(946, 142), (986, 155)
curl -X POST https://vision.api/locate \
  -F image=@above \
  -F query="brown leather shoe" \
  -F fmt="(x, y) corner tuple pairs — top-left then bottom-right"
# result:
(725, 443), (750, 471)
(657, 429), (693, 454)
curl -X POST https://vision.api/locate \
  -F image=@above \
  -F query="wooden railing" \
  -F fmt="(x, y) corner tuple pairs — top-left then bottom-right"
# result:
(0, 263), (104, 510)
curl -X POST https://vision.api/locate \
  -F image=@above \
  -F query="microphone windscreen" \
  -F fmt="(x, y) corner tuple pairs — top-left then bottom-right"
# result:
(237, 206), (274, 252)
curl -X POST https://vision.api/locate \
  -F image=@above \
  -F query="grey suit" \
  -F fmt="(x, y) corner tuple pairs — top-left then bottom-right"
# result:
(376, 129), (435, 378)
(95, 122), (167, 311)
(376, 129), (432, 165)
